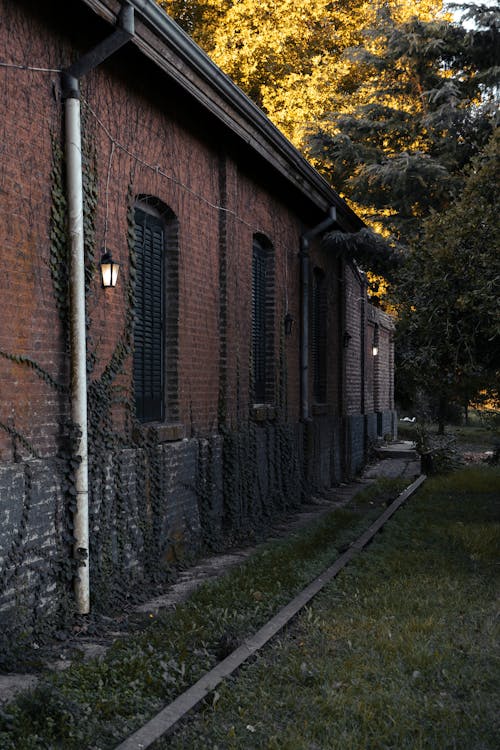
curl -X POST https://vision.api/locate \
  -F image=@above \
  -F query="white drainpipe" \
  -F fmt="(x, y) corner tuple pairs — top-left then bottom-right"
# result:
(64, 92), (90, 614)
(61, 4), (135, 614)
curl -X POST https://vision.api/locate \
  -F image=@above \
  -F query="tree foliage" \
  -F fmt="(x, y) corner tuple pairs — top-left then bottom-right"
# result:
(307, 3), (499, 238)
(393, 127), (500, 426)
(159, 1), (443, 141)
(158, 0), (230, 49)
(159, 1), (497, 240)
(160, 2), (498, 241)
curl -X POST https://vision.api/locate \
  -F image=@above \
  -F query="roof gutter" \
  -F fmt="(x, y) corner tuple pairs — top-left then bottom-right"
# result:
(61, 2), (134, 615)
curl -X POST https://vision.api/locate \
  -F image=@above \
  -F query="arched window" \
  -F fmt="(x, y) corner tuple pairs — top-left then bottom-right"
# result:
(133, 197), (179, 423)
(252, 234), (274, 404)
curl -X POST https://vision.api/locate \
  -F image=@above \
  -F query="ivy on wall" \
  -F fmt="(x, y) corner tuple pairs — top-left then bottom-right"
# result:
(1, 111), (312, 653)
(49, 136), (70, 335)
(197, 323), (306, 550)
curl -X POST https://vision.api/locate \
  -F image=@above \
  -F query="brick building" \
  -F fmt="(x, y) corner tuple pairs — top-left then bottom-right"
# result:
(0, 0), (396, 635)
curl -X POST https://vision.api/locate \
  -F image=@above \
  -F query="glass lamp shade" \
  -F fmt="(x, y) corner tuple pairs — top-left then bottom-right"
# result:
(100, 250), (119, 288)
(372, 345), (379, 356)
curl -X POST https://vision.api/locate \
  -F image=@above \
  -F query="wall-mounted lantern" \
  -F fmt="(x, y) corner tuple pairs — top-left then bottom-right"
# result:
(100, 248), (119, 288)
(284, 312), (294, 336)
(372, 344), (379, 356)
(343, 330), (351, 348)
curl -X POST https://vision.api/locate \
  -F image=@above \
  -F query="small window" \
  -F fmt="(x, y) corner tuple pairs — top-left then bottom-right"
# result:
(252, 235), (274, 403)
(312, 267), (327, 403)
(133, 199), (179, 424)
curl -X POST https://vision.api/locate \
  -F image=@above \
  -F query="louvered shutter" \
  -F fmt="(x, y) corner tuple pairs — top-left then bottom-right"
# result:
(133, 209), (164, 422)
(252, 242), (267, 402)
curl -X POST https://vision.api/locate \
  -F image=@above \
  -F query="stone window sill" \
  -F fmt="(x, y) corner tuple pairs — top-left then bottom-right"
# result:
(252, 404), (277, 422)
(135, 422), (185, 442)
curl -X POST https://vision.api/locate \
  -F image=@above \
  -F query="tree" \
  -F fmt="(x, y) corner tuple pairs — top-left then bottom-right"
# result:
(393, 128), (500, 431)
(159, 0), (443, 147)
(157, 0), (231, 50)
(160, 2), (496, 245)
(307, 3), (499, 240)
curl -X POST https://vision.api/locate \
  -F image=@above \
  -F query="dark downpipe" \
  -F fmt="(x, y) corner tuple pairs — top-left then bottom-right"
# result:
(299, 207), (337, 422)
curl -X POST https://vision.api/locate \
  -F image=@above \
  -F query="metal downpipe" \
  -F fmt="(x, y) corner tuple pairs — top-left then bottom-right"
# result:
(61, 3), (135, 615)
(300, 207), (337, 422)
(300, 236), (310, 422)
(64, 88), (90, 614)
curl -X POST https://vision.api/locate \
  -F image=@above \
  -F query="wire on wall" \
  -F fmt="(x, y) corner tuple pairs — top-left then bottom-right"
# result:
(0, 61), (62, 73)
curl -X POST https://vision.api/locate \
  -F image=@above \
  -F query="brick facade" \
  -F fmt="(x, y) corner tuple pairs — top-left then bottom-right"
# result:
(0, 0), (396, 637)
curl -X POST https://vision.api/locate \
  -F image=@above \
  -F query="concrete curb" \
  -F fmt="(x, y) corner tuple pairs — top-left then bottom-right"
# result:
(115, 474), (427, 750)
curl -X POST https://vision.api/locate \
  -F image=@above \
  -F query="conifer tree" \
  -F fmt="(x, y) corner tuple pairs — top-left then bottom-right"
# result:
(307, 3), (499, 239)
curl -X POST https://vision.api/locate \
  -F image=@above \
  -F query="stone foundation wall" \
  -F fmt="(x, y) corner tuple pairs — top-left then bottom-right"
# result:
(347, 414), (366, 476)
(0, 411), (380, 643)
(377, 410), (398, 440)
(365, 413), (379, 444)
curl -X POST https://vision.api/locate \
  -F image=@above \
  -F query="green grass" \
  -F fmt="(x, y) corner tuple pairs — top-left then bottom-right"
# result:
(397, 419), (497, 449)
(0, 478), (407, 750)
(165, 465), (500, 750)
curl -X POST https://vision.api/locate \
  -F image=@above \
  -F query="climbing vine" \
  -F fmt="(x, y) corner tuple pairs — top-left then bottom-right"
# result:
(195, 303), (306, 550)
(0, 419), (41, 460)
(49, 136), (70, 335)
(85, 180), (180, 609)
(2, 112), (312, 652)
(0, 351), (66, 393)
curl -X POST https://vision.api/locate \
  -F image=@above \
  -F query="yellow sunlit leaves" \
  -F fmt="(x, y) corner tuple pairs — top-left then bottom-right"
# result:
(158, 0), (445, 159)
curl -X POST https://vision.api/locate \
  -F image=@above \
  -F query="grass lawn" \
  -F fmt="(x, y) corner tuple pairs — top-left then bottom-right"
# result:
(397, 418), (498, 451)
(165, 465), (500, 750)
(0, 479), (409, 749)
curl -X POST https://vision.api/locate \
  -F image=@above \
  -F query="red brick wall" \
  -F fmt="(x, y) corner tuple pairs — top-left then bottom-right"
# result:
(0, 0), (400, 634)
(307, 245), (342, 416)
(344, 263), (365, 416)
(0, 0), (329, 459)
(364, 320), (375, 414)
(0, 0), (395, 467)
(368, 305), (395, 413)
(218, 161), (303, 425)
(0, 1), (68, 461)
(375, 312), (394, 412)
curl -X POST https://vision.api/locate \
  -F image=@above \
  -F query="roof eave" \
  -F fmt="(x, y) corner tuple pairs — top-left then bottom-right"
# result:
(79, 0), (364, 231)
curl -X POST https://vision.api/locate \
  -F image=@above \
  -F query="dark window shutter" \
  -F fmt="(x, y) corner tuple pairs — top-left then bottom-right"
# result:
(252, 242), (267, 402)
(133, 209), (164, 422)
